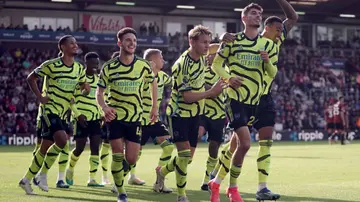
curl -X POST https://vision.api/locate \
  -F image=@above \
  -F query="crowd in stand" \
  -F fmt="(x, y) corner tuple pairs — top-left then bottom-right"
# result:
(1, 25), (360, 135)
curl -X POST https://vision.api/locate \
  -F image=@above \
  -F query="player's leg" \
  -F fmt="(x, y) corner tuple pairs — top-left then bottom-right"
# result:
(109, 121), (128, 201)
(208, 132), (237, 202)
(100, 123), (111, 184)
(155, 117), (192, 201)
(209, 132), (236, 185)
(328, 123), (337, 144)
(32, 120), (42, 156)
(66, 121), (87, 185)
(36, 115), (69, 192)
(19, 137), (53, 194)
(201, 117), (224, 191)
(126, 124), (146, 186)
(211, 101), (251, 202)
(327, 124), (335, 144)
(156, 129), (174, 168)
(254, 96), (280, 201)
(339, 124), (346, 145)
(152, 122), (174, 193)
(57, 131), (70, 188)
(113, 123), (140, 200)
(88, 122), (103, 187)
(198, 116), (209, 190)
(210, 140), (230, 179)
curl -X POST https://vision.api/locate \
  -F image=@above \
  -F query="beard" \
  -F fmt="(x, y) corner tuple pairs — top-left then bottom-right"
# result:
(121, 48), (134, 56)
(249, 23), (261, 28)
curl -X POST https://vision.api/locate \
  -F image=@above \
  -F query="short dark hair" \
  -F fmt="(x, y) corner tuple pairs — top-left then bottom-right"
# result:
(264, 16), (283, 26)
(58, 35), (74, 57)
(111, 51), (120, 59)
(242, 3), (263, 17)
(143, 49), (161, 61)
(188, 25), (212, 41)
(84, 52), (99, 62)
(117, 27), (137, 41)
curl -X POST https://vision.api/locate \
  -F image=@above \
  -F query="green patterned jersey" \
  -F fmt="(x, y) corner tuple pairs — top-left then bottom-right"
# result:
(34, 57), (86, 119)
(142, 71), (172, 125)
(98, 56), (155, 123)
(166, 50), (206, 118)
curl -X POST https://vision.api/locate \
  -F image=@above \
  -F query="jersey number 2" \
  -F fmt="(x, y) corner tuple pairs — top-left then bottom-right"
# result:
(247, 116), (255, 126)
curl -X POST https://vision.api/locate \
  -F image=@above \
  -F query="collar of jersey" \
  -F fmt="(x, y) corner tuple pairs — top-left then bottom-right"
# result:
(117, 55), (137, 67)
(60, 57), (74, 68)
(241, 32), (259, 41)
(186, 52), (200, 63)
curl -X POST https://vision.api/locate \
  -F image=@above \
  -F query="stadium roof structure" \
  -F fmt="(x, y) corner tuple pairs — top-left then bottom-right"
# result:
(3, 0), (360, 18)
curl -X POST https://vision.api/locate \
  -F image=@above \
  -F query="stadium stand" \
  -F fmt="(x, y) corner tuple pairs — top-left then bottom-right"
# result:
(1, 35), (360, 136)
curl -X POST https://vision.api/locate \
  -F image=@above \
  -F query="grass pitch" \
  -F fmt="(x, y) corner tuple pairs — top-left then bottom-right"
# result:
(0, 141), (359, 202)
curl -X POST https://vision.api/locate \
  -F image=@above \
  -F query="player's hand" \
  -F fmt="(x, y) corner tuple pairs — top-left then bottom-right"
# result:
(150, 106), (159, 123)
(103, 106), (117, 122)
(77, 114), (88, 128)
(39, 95), (50, 104)
(260, 51), (270, 63)
(228, 76), (243, 89)
(209, 79), (225, 98)
(220, 32), (236, 43)
(81, 83), (91, 95)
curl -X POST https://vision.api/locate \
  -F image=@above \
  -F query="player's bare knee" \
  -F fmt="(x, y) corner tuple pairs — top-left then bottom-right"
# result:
(258, 126), (273, 140)
(239, 142), (251, 152)
(110, 138), (124, 153)
(209, 141), (220, 158)
(175, 141), (190, 151)
(125, 154), (137, 165)
(90, 148), (99, 156)
(53, 131), (68, 148)
(155, 136), (168, 144)
(39, 141), (52, 154)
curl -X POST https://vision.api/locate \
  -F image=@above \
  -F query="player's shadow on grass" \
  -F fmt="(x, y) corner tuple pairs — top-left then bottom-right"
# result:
(43, 195), (113, 202)
(241, 192), (354, 202)
(42, 187), (355, 202)
(273, 156), (337, 159)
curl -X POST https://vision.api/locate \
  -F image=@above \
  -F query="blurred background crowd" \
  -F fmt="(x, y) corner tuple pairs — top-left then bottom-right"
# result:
(1, 23), (360, 136)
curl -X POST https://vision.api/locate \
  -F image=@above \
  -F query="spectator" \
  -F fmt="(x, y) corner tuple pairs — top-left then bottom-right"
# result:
(140, 23), (147, 36)
(48, 25), (53, 32)
(6, 24), (13, 29)
(65, 26), (71, 32)
(57, 26), (63, 32)
(76, 24), (87, 32)
(40, 25), (46, 31)
(149, 23), (155, 35)
(154, 22), (160, 35)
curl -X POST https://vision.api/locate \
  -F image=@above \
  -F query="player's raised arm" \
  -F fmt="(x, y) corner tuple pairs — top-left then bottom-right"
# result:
(276, 0), (299, 32)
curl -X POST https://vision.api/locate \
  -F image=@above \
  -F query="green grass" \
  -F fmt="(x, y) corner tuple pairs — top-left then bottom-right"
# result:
(1, 141), (360, 202)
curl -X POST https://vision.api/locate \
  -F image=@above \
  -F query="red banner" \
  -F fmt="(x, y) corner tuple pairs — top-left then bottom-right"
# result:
(82, 14), (133, 34)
